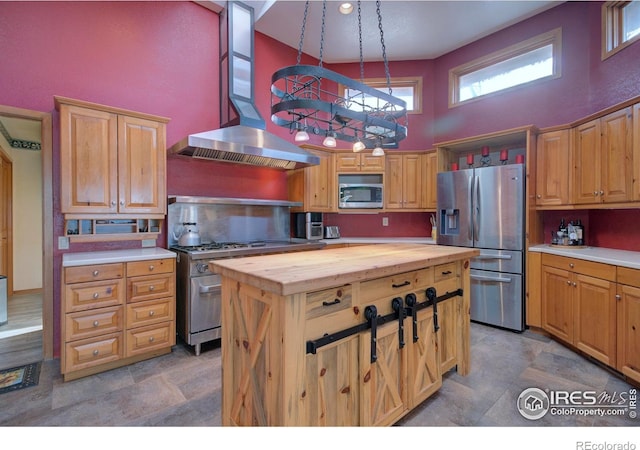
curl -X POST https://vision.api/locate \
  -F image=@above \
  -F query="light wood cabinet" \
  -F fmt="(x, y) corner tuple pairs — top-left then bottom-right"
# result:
(336, 152), (385, 172)
(535, 129), (570, 206)
(422, 151), (438, 210)
(616, 267), (640, 384)
(634, 103), (640, 201)
(62, 255), (175, 381)
(288, 147), (336, 212)
(385, 153), (422, 210)
(572, 108), (633, 205)
(215, 245), (473, 426)
(57, 97), (168, 216)
(541, 254), (618, 368)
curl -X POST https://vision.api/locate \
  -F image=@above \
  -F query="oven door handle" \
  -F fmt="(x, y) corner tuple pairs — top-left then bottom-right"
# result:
(199, 284), (221, 294)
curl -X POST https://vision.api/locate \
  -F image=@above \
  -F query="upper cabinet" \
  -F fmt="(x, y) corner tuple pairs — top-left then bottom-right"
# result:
(57, 96), (169, 216)
(336, 152), (385, 172)
(422, 151), (438, 210)
(287, 147), (336, 213)
(634, 103), (640, 202)
(572, 107), (633, 205)
(535, 129), (570, 206)
(385, 153), (422, 210)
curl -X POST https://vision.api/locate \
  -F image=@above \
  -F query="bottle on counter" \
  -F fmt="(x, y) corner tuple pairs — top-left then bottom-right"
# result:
(568, 221), (578, 245)
(559, 218), (568, 245)
(575, 219), (584, 246)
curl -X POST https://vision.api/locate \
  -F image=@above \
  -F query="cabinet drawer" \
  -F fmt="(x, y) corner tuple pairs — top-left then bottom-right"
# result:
(65, 263), (124, 284)
(65, 306), (123, 342)
(64, 332), (123, 373)
(305, 285), (360, 340)
(360, 268), (435, 304)
(617, 266), (640, 288)
(541, 254), (615, 281)
(65, 278), (125, 312)
(125, 321), (175, 357)
(127, 273), (175, 303)
(434, 262), (459, 283)
(126, 297), (175, 328)
(127, 258), (174, 277)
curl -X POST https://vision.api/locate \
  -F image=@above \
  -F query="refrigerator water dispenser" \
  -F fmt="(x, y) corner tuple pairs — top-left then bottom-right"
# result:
(441, 209), (459, 235)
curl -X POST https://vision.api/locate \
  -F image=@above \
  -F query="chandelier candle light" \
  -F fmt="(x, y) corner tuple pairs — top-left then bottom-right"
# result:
(270, 0), (408, 154)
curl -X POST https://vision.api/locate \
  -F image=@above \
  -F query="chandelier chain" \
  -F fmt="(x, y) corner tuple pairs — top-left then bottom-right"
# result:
(318, 0), (327, 67)
(358, 1), (364, 83)
(296, 0), (310, 65)
(376, 0), (392, 95)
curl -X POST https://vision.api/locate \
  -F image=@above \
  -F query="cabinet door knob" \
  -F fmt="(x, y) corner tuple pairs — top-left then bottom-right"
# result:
(572, 282), (577, 287)
(111, 200), (116, 206)
(148, 265), (154, 271)
(536, 194), (541, 199)
(569, 263), (574, 268)
(93, 320), (99, 327)
(149, 310), (155, 316)
(93, 350), (99, 356)
(566, 280), (571, 285)
(599, 190), (604, 196)
(93, 270), (99, 276)
(93, 292), (99, 299)
(149, 336), (155, 343)
(615, 294), (621, 301)
(593, 191), (598, 196)
(119, 200), (124, 206)
(149, 285), (155, 291)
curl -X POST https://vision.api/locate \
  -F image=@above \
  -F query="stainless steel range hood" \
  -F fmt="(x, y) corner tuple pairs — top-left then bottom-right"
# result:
(170, 1), (319, 170)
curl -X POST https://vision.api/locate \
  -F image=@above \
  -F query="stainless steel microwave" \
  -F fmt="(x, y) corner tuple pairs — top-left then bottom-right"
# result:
(339, 183), (383, 209)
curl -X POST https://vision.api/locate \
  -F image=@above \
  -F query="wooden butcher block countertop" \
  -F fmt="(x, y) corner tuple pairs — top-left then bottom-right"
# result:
(209, 243), (479, 296)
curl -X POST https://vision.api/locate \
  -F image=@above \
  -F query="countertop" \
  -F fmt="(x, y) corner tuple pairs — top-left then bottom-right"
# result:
(321, 237), (435, 245)
(528, 244), (640, 270)
(62, 247), (176, 267)
(209, 243), (478, 296)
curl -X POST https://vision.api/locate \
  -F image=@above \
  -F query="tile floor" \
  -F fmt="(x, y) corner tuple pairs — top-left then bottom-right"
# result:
(1, 323), (638, 431)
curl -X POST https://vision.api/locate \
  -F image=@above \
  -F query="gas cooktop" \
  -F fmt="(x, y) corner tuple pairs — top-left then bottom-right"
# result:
(170, 240), (325, 259)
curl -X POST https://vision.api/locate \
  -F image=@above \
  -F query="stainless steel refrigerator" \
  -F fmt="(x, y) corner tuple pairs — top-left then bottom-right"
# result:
(437, 164), (525, 331)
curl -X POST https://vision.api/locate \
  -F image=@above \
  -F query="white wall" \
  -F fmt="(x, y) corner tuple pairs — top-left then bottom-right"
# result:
(11, 147), (42, 291)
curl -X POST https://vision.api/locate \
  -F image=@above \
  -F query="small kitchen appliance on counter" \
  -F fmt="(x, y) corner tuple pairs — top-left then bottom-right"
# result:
(324, 226), (340, 239)
(293, 212), (324, 240)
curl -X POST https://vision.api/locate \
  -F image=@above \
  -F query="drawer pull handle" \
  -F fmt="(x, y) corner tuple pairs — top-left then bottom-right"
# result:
(322, 299), (341, 307)
(149, 310), (155, 316)
(93, 350), (99, 356)
(93, 320), (99, 327)
(149, 336), (155, 343)
(441, 270), (452, 275)
(93, 292), (99, 299)
(149, 285), (155, 291)
(392, 281), (410, 288)
(569, 263), (574, 268)
(93, 270), (99, 276)
(149, 265), (154, 271)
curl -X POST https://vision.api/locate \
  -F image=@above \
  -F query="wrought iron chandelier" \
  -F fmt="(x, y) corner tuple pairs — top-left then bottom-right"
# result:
(270, 0), (408, 154)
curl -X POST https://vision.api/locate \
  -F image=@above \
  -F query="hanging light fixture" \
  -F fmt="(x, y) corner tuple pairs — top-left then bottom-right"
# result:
(271, 0), (407, 150)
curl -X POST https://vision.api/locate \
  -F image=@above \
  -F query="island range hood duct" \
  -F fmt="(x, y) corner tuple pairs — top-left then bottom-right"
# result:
(170, 1), (319, 170)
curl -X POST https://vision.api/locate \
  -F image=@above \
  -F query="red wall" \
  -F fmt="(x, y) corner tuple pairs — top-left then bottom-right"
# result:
(2, 1), (640, 356)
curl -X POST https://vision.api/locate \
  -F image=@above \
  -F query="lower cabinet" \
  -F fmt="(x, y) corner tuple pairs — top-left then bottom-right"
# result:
(62, 256), (175, 381)
(541, 254), (640, 384)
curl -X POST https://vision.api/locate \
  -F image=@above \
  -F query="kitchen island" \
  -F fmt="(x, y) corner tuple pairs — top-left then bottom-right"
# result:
(209, 243), (479, 426)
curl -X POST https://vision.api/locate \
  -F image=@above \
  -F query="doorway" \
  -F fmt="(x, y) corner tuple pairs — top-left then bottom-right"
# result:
(0, 105), (53, 368)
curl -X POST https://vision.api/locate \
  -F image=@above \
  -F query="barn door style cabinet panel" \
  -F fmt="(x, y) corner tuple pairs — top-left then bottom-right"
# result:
(56, 96), (169, 241)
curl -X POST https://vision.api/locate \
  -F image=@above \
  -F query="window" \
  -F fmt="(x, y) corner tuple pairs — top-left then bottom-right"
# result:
(449, 28), (562, 107)
(338, 76), (422, 114)
(602, 1), (640, 59)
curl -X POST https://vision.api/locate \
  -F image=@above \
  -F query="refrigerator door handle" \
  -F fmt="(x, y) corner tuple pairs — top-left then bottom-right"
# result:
(468, 174), (474, 241)
(474, 174), (480, 240)
(471, 274), (512, 283)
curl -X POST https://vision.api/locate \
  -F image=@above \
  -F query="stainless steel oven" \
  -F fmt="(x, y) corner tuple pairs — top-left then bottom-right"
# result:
(171, 240), (325, 355)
